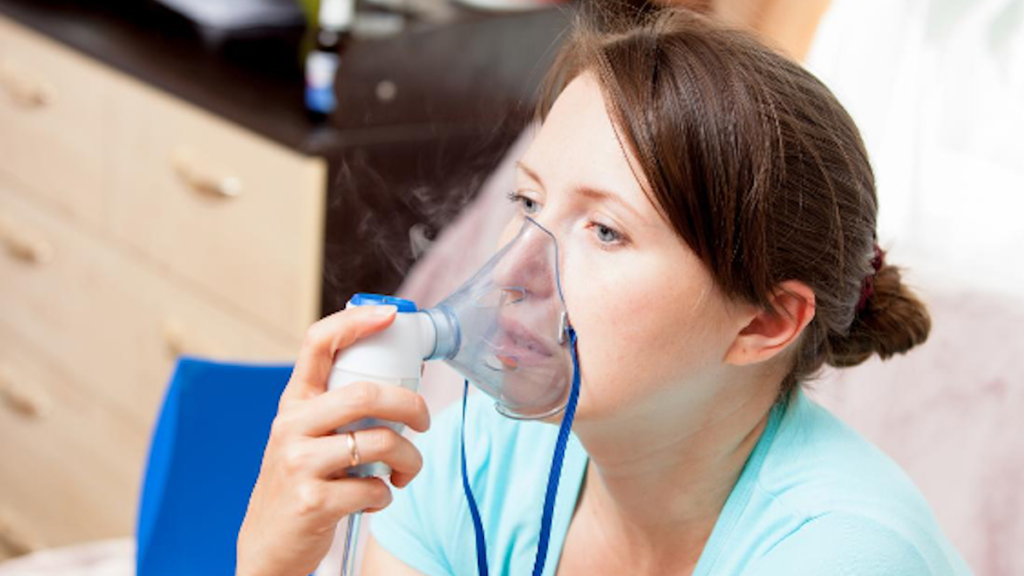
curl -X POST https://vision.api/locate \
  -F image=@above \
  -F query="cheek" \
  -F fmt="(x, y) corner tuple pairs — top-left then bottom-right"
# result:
(560, 250), (733, 414)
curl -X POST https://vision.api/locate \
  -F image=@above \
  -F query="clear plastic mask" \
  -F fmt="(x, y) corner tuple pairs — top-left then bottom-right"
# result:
(427, 217), (572, 420)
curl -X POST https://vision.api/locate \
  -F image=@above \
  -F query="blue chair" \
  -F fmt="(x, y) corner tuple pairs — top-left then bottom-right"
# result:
(136, 356), (294, 576)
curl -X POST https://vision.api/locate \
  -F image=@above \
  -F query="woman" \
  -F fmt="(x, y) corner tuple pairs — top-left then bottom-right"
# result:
(238, 8), (971, 576)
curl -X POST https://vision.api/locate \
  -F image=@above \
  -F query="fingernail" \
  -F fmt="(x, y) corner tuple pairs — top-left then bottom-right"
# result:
(372, 305), (398, 316)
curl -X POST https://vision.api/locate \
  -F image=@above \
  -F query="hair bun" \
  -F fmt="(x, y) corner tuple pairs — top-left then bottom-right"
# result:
(827, 263), (932, 368)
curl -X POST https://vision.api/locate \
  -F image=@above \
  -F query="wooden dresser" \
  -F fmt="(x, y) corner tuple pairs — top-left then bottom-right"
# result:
(0, 14), (324, 559)
(0, 0), (563, 561)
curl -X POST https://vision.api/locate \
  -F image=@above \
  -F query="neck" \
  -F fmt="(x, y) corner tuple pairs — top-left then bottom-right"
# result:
(569, 377), (781, 569)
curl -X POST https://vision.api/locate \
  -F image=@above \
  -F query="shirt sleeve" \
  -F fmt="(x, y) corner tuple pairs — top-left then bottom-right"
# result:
(745, 513), (937, 576)
(369, 400), (466, 576)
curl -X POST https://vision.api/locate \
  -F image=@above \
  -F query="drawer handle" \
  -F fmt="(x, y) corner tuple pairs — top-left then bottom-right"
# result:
(0, 59), (52, 110)
(0, 510), (43, 556)
(0, 216), (53, 265)
(163, 320), (191, 357)
(162, 319), (221, 358)
(0, 365), (48, 419)
(171, 148), (243, 199)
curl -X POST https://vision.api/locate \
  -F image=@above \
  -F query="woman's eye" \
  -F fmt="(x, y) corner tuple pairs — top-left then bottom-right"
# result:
(593, 223), (623, 245)
(507, 192), (541, 215)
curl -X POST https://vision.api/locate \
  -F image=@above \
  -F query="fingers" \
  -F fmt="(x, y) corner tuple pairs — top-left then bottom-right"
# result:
(283, 306), (398, 402)
(308, 428), (423, 484)
(279, 381), (430, 437)
(333, 477), (392, 514)
(296, 477), (393, 522)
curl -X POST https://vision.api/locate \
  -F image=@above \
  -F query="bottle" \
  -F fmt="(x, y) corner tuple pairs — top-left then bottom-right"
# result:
(304, 0), (355, 123)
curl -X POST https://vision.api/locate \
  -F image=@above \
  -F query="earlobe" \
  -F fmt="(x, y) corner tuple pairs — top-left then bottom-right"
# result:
(724, 281), (816, 366)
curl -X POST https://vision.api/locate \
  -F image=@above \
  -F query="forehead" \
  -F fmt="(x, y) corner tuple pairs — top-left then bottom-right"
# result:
(519, 74), (655, 212)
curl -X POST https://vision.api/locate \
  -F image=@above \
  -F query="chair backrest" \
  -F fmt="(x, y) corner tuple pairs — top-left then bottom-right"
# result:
(136, 356), (293, 576)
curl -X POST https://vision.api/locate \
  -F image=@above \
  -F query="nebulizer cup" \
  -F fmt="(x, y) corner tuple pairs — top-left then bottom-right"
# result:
(325, 216), (575, 576)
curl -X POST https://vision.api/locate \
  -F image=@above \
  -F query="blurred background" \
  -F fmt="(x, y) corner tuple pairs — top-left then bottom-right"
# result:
(0, 0), (1020, 575)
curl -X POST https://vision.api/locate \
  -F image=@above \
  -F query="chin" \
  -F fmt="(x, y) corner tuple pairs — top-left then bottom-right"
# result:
(554, 391), (608, 425)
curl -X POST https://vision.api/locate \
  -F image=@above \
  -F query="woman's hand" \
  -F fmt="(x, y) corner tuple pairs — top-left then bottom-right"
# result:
(237, 306), (431, 576)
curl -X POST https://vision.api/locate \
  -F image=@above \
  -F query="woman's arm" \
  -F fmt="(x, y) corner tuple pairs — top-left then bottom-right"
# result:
(361, 535), (431, 576)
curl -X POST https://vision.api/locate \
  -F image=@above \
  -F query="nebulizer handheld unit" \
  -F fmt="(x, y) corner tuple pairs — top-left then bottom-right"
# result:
(327, 217), (582, 576)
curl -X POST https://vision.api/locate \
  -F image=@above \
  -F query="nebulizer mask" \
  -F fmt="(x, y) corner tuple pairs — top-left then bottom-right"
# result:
(327, 216), (581, 576)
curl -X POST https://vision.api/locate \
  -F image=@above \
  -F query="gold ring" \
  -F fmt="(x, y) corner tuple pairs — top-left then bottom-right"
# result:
(346, 430), (361, 467)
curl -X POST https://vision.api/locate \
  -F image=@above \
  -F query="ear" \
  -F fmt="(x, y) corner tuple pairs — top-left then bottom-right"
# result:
(724, 281), (816, 366)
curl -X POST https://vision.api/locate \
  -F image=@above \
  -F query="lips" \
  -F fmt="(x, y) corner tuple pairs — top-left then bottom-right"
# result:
(491, 314), (555, 367)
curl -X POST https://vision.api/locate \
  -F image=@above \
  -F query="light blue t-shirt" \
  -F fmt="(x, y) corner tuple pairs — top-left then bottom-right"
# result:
(372, 390), (972, 575)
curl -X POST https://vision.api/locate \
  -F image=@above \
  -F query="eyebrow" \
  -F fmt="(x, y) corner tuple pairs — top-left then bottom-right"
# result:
(516, 160), (647, 224)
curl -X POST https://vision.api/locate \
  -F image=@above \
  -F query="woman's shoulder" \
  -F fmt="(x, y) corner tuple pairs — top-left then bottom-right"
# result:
(744, 511), (955, 575)
(758, 391), (933, 520)
(737, 391), (972, 575)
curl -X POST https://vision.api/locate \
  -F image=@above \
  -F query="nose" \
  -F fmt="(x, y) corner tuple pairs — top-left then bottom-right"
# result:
(491, 218), (562, 302)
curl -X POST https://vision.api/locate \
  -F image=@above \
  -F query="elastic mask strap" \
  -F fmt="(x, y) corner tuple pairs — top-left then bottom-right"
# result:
(461, 379), (490, 576)
(459, 327), (582, 576)
(532, 326), (580, 576)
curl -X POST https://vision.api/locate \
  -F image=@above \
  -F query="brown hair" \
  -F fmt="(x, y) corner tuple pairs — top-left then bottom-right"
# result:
(538, 7), (930, 392)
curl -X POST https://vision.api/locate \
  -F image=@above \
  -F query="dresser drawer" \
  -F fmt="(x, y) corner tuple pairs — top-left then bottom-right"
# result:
(0, 16), (113, 229)
(106, 75), (326, 341)
(0, 320), (146, 552)
(0, 175), (300, 428)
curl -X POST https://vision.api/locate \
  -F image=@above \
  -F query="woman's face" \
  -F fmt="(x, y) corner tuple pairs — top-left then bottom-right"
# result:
(500, 74), (752, 424)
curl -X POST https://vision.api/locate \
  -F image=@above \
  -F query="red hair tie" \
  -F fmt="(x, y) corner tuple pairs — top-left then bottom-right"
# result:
(855, 244), (885, 313)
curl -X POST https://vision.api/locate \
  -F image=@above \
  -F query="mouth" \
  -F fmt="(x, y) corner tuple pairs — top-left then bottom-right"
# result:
(488, 314), (556, 369)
